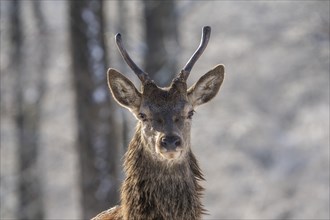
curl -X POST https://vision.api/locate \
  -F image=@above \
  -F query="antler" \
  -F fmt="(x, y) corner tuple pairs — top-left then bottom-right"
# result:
(115, 33), (150, 83)
(179, 26), (211, 81)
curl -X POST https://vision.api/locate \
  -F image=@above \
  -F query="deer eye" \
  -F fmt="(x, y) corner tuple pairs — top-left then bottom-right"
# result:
(187, 110), (195, 119)
(138, 113), (147, 121)
(156, 118), (164, 125)
(174, 117), (180, 123)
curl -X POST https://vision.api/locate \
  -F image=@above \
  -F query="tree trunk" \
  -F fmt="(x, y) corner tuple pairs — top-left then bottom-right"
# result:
(69, 0), (121, 218)
(143, 0), (180, 86)
(10, 0), (46, 219)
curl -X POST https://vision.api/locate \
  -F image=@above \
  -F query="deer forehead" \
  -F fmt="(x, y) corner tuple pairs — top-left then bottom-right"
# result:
(140, 85), (191, 116)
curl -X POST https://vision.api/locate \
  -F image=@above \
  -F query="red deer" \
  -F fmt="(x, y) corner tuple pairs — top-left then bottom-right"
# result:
(92, 26), (225, 220)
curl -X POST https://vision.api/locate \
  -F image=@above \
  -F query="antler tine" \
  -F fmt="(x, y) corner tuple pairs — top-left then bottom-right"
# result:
(115, 33), (150, 83)
(180, 26), (211, 81)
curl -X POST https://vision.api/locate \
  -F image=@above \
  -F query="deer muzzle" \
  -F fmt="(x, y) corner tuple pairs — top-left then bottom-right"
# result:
(158, 135), (183, 160)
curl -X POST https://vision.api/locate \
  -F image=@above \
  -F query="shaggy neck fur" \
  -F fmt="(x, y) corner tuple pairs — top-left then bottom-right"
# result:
(120, 123), (205, 220)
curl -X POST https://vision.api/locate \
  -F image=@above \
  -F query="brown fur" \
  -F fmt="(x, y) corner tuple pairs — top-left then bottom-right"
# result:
(121, 124), (205, 220)
(92, 124), (205, 220)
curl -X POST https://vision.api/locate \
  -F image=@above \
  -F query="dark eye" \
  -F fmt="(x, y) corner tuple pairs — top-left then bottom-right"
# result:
(138, 113), (147, 121)
(187, 110), (195, 119)
(156, 118), (164, 125)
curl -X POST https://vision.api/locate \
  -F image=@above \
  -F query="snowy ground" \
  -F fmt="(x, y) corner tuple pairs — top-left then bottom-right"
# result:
(1, 1), (329, 219)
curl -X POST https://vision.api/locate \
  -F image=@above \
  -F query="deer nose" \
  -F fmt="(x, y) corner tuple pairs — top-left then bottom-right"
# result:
(160, 135), (182, 151)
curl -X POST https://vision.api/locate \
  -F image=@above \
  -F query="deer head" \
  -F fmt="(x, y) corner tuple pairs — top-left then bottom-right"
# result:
(108, 26), (224, 162)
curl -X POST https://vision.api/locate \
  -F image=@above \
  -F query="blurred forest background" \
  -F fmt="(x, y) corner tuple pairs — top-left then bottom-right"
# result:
(0, 1), (329, 220)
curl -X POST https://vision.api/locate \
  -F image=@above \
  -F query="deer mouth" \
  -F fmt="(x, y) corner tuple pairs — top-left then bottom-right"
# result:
(159, 148), (183, 160)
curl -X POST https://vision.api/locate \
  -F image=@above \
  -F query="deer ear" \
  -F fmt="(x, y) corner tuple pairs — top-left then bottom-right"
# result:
(107, 68), (142, 112)
(187, 64), (225, 107)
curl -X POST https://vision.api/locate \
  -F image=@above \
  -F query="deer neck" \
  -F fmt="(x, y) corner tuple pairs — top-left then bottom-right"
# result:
(121, 123), (205, 219)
